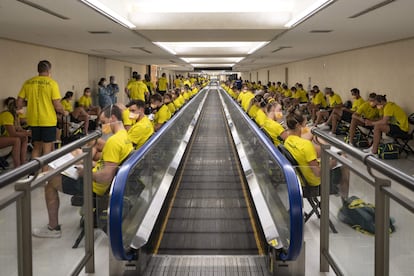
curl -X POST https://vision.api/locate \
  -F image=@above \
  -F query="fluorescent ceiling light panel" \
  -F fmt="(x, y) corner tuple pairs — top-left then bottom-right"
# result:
(181, 57), (245, 63)
(154, 42), (269, 56)
(80, 0), (136, 28)
(191, 64), (235, 68)
(284, 0), (334, 28)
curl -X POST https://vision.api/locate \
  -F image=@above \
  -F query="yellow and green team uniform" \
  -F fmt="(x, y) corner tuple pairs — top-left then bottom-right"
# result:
(127, 80), (149, 101)
(157, 77), (168, 91)
(93, 129), (133, 195)
(167, 102), (176, 115)
(128, 116), (154, 150)
(177, 94), (185, 106)
(283, 88), (292, 98)
(297, 89), (308, 103)
(78, 95), (92, 109)
(183, 91), (191, 101)
(351, 97), (365, 112)
(18, 76), (61, 127)
(174, 78), (182, 88)
(241, 92), (255, 112)
(237, 92), (246, 103)
(311, 91), (327, 108)
(327, 93), (342, 107)
(0, 111), (15, 136)
(173, 98), (182, 110)
(191, 87), (199, 97)
(248, 105), (259, 119)
(254, 109), (267, 128)
(284, 135), (320, 186)
(262, 118), (285, 146)
(122, 109), (133, 128)
(145, 81), (155, 95)
(356, 102), (380, 120)
(61, 99), (73, 112)
(154, 105), (171, 127)
(383, 102), (409, 132)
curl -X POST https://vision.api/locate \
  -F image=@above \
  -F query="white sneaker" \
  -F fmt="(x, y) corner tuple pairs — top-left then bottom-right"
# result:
(317, 123), (330, 130)
(32, 225), (61, 238)
(363, 146), (373, 153)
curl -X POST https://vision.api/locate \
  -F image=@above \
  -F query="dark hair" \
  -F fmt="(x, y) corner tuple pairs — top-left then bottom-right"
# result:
(350, 88), (360, 95)
(145, 74), (150, 82)
(286, 109), (305, 130)
(132, 71), (138, 79)
(4, 97), (17, 117)
(37, 60), (51, 73)
(63, 91), (73, 100)
(101, 104), (122, 121)
(127, 100), (146, 109)
(368, 92), (377, 99)
(98, 78), (106, 86)
(375, 94), (387, 103)
(291, 86), (297, 91)
(164, 93), (173, 100)
(150, 93), (163, 103)
(84, 87), (90, 93)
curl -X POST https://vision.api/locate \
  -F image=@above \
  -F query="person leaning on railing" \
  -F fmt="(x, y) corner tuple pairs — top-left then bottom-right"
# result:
(32, 104), (133, 238)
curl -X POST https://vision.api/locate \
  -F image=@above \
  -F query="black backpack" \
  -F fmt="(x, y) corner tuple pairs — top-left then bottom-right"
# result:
(338, 196), (395, 234)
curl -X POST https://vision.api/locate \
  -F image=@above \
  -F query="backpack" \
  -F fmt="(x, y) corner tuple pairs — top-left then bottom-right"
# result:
(344, 129), (370, 148)
(335, 122), (349, 135)
(338, 196), (395, 235)
(377, 143), (400, 159)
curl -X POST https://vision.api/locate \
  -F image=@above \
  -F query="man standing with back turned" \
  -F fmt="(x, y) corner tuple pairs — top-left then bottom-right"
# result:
(17, 60), (65, 168)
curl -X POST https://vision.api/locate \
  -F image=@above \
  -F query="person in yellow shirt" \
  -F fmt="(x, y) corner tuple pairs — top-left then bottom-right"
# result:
(144, 74), (155, 96)
(348, 93), (381, 144)
(126, 74), (149, 102)
(127, 100), (154, 149)
(33, 104), (133, 238)
(0, 97), (31, 168)
(156, 73), (168, 96)
(262, 102), (287, 145)
(61, 91), (90, 135)
(172, 89), (183, 110)
(150, 94), (171, 131)
(315, 87), (342, 127)
(364, 94), (409, 154)
(241, 88), (255, 112)
(17, 60), (65, 166)
(182, 85), (191, 101)
(307, 85), (327, 125)
(163, 93), (176, 115)
(79, 87), (101, 116)
(283, 110), (348, 198)
(174, 76), (182, 89)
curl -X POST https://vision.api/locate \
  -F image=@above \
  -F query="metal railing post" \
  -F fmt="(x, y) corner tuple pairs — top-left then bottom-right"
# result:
(15, 180), (34, 276)
(319, 144), (330, 272)
(83, 146), (95, 273)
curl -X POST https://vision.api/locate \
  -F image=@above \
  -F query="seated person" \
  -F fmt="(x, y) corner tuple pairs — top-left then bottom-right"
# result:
(364, 94), (409, 155)
(315, 87), (343, 128)
(290, 85), (308, 109)
(61, 91), (89, 135)
(163, 93), (176, 115)
(307, 85), (327, 125)
(32, 104), (134, 238)
(284, 110), (349, 199)
(126, 100), (154, 149)
(329, 88), (365, 134)
(172, 88), (183, 110)
(0, 97), (31, 168)
(348, 93), (381, 144)
(78, 87), (101, 116)
(150, 93), (171, 131)
(262, 102), (288, 145)
(246, 94), (263, 119)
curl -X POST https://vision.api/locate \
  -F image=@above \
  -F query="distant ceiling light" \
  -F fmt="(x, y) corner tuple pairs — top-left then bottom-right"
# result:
(191, 64), (235, 67)
(180, 57), (245, 63)
(79, 0), (136, 29)
(154, 42), (269, 56)
(284, 0), (335, 28)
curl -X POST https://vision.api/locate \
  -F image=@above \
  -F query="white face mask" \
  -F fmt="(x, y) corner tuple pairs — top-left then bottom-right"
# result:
(129, 112), (139, 120)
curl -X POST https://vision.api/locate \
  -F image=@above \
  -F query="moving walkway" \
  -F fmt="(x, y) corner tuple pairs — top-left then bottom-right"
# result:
(108, 85), (304, 275)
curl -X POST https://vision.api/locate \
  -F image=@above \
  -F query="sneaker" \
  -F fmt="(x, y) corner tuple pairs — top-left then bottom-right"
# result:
(32, 225), (61, 238)
(363, 146), (373, 153)
(317, 123), (330, 130)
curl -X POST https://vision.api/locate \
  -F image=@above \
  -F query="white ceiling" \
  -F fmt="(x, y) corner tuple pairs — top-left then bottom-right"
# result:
(0, 0), (413, 72)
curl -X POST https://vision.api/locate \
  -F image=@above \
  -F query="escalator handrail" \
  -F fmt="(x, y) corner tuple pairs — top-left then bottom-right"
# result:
(221, 90), (303, 261)
(109, 88), (206, 261)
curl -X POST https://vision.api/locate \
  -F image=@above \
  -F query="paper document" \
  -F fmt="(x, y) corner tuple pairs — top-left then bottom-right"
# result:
(48, 153), (80, 180)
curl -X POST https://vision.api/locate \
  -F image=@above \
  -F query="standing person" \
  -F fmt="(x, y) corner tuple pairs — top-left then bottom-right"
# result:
(98, 77), (112, 109)
(156, 73), (168, 96)
(107, 75), (119, 104)
(126, 74), (149, 102)
(17, 60), (65, 167)
(144, 74), (155, 96)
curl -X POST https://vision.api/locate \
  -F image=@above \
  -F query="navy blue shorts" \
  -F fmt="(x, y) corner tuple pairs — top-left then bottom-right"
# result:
(62, 175), (83, 195)
(388, 124), (407, 137)
(31, 126), (56, 143)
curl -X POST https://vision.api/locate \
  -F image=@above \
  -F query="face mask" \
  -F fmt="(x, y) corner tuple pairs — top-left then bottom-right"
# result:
(129, 112), (139, 120)
(101, 123), (112, 135)
(150, 104), (158, 110)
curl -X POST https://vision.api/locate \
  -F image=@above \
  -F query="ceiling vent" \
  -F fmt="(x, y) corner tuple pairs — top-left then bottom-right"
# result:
(310, 30), (333, 33)
(17, 0), (69, 20)
(131, 47), (152, 54)
(349, 0), (396, 18)
(88, 31), (111, 34)
(272, 46), (292, 53)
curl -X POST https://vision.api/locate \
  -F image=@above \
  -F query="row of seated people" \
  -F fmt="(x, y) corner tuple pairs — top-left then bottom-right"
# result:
(222, 81), (413, 157)
(31, 83), (203, 238)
